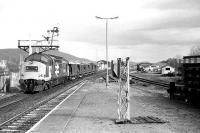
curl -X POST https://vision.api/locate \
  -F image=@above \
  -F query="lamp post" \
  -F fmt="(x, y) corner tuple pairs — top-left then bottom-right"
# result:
(95, 16), (118, 87)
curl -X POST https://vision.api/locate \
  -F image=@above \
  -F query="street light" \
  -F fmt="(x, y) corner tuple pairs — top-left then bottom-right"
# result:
(95, 16), (119, 87)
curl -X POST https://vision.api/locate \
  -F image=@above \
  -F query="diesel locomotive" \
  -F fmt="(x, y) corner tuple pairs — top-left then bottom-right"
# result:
(19, 52), (97, 93)
(19, 53), (97, 92)
(18, 27), (98, 93)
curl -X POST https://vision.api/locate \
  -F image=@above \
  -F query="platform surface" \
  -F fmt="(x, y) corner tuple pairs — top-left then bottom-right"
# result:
(27, 79), (200, 133)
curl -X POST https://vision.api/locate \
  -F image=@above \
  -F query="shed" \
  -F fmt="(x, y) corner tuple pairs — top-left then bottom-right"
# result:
(97, 60), (110, 70)
(161, 66), (175, 75)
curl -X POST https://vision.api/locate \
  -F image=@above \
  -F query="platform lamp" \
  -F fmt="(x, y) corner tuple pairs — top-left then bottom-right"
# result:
(95, 16), (119, 87)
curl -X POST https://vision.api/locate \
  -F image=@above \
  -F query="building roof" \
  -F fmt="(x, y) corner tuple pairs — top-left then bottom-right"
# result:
(161, 65), (174, 69)
(97, 60), (107, 64)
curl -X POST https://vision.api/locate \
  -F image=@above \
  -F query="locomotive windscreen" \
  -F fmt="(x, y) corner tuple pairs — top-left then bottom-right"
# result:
(25, 54), (41, 62)
(25, 53), (52, 65)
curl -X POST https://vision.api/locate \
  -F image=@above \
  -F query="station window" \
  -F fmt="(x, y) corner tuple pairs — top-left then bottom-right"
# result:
(184, 59), (189, 63)
(197, 58), (200, 63)
(190, 58), (195, 63)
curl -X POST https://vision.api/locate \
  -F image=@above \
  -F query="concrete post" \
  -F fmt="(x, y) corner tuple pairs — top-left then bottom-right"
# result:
(117, 58), (121, 78)
(111, 60), (114, 77)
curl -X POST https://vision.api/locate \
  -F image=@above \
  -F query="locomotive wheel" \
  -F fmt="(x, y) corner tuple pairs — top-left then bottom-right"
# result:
(26, 83), (34, 94)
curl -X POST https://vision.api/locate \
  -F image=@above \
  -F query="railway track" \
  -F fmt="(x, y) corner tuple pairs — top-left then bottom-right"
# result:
(130, 74), (169, 88)
(0, 72), (104, 133)
(0, 80), (86, 132)
(0, 96), (29, 109)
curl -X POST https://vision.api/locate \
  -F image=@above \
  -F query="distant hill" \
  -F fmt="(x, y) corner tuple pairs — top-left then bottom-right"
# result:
(129, 61), (137, 66)
(0, 49), (94, 72)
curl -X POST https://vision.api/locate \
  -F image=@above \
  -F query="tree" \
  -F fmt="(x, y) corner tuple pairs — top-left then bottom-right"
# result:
(175, 54), (182, 59)
(190, 44), (200, 56)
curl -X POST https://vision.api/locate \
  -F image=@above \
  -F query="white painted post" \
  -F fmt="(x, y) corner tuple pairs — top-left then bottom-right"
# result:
(116, 57), (130, 123)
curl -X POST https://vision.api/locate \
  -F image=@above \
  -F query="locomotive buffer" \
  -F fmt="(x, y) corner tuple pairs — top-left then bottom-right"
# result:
(18, 27), (59, 53)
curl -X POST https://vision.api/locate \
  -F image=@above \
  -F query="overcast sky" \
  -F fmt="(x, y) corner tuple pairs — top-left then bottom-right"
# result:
(0, 0), (200, 62)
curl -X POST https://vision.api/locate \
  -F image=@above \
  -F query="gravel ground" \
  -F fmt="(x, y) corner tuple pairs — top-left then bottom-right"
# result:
(64, 78), (200, 133)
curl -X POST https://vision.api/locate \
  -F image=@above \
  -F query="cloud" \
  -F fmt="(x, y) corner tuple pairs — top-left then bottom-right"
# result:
(64, 25), (200, 48)
(107, 43), (191, 62)
(142, 10), (200, 30)
(147, 0), (200, 10)
(60, 0), (200, 49)
(114, 27), (200, 46)
(0, 0), (199, 62)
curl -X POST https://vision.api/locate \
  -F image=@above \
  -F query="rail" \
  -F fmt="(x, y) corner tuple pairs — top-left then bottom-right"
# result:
(130, 74), (169, 88)
(0, 80), (86, 132)
(0, 96), (28, 109)
(0, 72), (104, 132)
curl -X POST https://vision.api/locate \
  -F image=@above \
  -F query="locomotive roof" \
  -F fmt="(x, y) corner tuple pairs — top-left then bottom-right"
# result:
(48, 54), (69, 62)
(25, 52), (69, 64)
(26, 52), (96, 65)
(25, 52), (52, 61)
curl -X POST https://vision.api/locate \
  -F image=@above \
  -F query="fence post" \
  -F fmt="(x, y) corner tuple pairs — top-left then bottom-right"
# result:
(117, 58), (121, 121)
(6, 77), (10, 92)
(117, 58), (121, 78)
(169, 82), (175, 99)
(3, 76), (6, 92)
(111, 60), (114, 77)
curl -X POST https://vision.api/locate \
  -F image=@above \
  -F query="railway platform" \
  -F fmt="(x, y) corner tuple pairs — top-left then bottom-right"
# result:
(26, 78), (200, 133)
(26, 80), (93, 133)
(27, 79), (121, 133)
